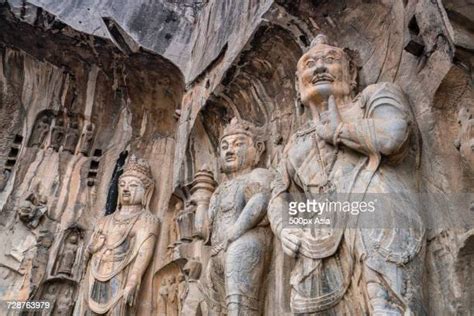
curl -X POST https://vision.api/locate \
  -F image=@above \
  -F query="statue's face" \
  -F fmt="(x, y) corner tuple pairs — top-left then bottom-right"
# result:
(18, 201), (34, 220)
(68, 234), (78, 244)
(219, 133), (259, 174)
(297, 45), (352, 105)
(118, 176), (145, 206)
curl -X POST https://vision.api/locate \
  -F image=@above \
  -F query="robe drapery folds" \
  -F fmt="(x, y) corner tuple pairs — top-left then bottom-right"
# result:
(76, 209), (158, 315)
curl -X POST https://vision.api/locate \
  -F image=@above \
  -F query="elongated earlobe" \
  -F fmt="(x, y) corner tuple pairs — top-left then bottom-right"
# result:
(254, 141), (265, 165)
(143, 186), (154, 211)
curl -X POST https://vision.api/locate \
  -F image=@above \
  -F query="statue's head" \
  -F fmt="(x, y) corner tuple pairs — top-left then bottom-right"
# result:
(67, 233), (78, 244)
(219, 118), (264, 174)
(174, 199), (184, 212)
(37, 230), (54, 248)
(18, 199), (35, 222)
(296, 34), (356, 106)
(118, 155), (154, 209)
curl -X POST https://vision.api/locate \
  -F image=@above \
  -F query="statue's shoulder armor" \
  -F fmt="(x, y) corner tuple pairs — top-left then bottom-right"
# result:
(358, 82), (409, 116)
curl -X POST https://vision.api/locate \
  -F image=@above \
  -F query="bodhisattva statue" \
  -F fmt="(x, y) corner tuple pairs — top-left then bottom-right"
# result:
(204, 118), (274, 315)
(268, 34), (425, 315)
(75, 155), (159, 315)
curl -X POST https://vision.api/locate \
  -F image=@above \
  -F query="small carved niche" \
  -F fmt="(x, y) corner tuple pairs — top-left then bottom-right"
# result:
(49, 112), (68, 152)
(176, 199), (195, 243)
(404, 15), (425, 57)
(28, 110), (96, 156)
(86, 149), (103, 187)
(153, 260), (188, 316)
(5, 134), (23, 172)
(28, 110), (54, 148)
(79, 122), (95, 156)
(63, 114), (82, 154)
(48, 226), (85, 281)
(2, 134), (23, 188)
(38, 280), (76, 315)
(165, 197), (185, 260)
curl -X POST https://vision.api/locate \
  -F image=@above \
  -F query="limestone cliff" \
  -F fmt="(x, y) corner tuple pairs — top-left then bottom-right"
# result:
(0, 0), (472, 315)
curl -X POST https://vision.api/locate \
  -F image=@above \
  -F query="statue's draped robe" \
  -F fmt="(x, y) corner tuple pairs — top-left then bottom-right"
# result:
(269, 83), (425, 315)
(75, 209), (158, 316)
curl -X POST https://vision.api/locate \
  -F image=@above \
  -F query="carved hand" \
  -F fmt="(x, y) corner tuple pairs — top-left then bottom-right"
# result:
(316, 95), (342, 144)
(123, 282), (139, 306)
(281, 228), (301, 257)
(211, 236), (233, 256)
(87, 234), (105, 254)
(222, 236), (234, 252)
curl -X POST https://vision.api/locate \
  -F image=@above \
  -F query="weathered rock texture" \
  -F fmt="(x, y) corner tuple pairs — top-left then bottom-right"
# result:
(0, 0), (472, 315)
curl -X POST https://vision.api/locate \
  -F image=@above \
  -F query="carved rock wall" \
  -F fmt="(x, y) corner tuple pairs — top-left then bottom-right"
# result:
(0, 3), (184, 313)
(0, 0), (473, 315)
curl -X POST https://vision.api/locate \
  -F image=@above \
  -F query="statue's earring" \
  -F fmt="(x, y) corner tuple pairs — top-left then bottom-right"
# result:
(351, 80), (357, 91)
(142, 186), (153, 210)
(254, 141), (265, 166)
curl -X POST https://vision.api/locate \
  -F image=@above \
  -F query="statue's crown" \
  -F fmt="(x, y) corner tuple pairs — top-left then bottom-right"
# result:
(120, 155), (154, 188)
(221, 118), (257, 140)
(310, 34), (330, 48)
(307, 33), (347, 60)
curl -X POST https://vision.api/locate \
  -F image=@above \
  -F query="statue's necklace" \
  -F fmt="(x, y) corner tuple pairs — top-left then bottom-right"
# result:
(112, 208), (143, 224)
(103, 211), (143, 249)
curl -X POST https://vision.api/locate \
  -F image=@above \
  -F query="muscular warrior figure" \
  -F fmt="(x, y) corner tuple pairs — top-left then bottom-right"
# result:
(268, 34), (425, 315)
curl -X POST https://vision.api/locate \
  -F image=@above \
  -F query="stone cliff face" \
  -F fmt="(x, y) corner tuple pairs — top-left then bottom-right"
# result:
(0, 0), (472, 315)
